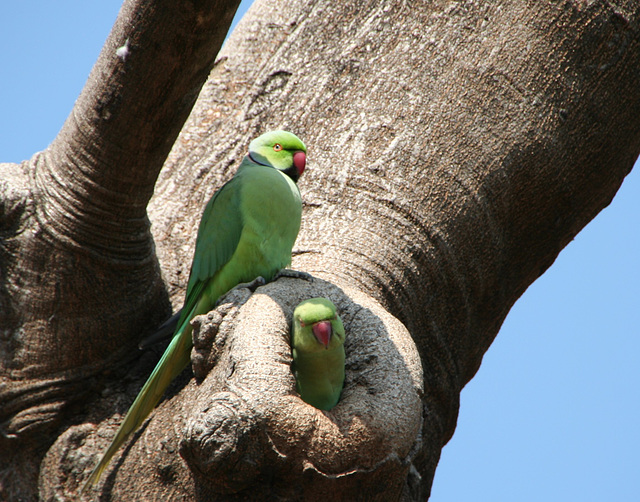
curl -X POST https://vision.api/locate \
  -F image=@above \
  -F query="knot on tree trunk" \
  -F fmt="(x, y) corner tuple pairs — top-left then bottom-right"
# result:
(180, 391), (263, 493)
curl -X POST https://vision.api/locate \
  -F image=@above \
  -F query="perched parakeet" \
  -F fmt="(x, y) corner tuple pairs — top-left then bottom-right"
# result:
(83, 131), (307, 490)
(291, 298), (346, 411)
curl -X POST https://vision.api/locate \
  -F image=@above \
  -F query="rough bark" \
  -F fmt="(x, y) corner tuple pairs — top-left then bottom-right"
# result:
(0, 0), (240, 500)
(3, 0), (640, 500)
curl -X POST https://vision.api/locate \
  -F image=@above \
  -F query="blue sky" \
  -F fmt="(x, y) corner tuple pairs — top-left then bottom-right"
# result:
(1, 2), (638, 500)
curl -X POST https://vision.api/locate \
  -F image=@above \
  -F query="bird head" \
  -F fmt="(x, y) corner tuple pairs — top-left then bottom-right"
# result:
(248, 131), (307, 182)
(293, 297), (345, 352)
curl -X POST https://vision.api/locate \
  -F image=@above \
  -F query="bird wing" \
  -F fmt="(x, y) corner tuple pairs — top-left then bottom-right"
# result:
(179, 175), (244, 326)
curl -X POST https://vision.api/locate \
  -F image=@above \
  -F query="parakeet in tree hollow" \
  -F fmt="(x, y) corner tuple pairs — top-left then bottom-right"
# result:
(82, 131), (307, 491)
(291, 298), (346, 411)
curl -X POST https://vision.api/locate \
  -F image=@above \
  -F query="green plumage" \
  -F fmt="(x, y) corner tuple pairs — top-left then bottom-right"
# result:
(291, 298), (346, 411)
(83, 131), (306, 491)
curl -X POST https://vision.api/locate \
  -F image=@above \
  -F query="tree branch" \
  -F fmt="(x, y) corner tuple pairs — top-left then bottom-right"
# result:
(0, 0), (241, 499)
(42, 0), (241, 256)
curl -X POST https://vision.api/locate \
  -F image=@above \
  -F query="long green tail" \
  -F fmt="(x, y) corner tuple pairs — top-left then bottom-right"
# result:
(81, 319), (193, 492)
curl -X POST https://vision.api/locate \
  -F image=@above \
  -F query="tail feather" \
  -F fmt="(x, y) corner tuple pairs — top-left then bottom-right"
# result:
(81, 323), (192, 492)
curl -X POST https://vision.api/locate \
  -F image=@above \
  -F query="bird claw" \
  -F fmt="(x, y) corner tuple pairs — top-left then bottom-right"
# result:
(273, 269), (314, 282)
(214, 277), (266, 310)
(240, 275), (267, 292)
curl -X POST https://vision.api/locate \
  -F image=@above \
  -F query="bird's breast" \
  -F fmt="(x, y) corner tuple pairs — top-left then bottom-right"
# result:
(235, 168), (302, 277)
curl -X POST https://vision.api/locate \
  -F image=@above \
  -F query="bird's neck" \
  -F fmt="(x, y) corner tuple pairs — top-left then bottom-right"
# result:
(248, 153), (271, 167)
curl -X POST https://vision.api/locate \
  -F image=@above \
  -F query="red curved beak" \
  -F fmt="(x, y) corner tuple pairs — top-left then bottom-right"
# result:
(293, 151), (306, 177)
(312, 320), (332, 349)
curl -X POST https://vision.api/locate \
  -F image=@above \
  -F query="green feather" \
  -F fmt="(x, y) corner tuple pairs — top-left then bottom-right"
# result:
(82, 131), (306, 491)
(291, 298), (346, 411)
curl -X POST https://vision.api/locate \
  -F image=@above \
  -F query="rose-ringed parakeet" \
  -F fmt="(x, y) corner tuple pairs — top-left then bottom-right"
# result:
(291, 298), (346, 411)
(82, 131), (307, 490)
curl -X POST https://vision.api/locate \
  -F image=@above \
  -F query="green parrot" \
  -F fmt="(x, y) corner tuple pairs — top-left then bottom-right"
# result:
(82, 131), (307, 491)
(291, 298), (346, 411)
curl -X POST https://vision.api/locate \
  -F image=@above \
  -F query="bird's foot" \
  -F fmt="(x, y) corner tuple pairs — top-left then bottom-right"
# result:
(213, 277), (266, 310)
(238, 275), (268, 292)
(273, 269), (314, 282)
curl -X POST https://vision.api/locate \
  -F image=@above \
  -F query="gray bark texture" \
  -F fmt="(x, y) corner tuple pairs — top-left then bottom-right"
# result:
(2, 0), (640, 500)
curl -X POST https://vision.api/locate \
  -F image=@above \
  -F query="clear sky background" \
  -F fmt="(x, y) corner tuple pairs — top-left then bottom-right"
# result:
(1, 2), (638, 500)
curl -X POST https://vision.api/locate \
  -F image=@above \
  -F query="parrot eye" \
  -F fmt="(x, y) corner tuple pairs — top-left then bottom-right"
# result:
(273, 143), (283, 152)
(298, 318), (305, 327)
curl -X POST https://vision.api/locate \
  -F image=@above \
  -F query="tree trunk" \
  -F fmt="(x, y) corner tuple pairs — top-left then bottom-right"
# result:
(2, 0), (640, 500)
